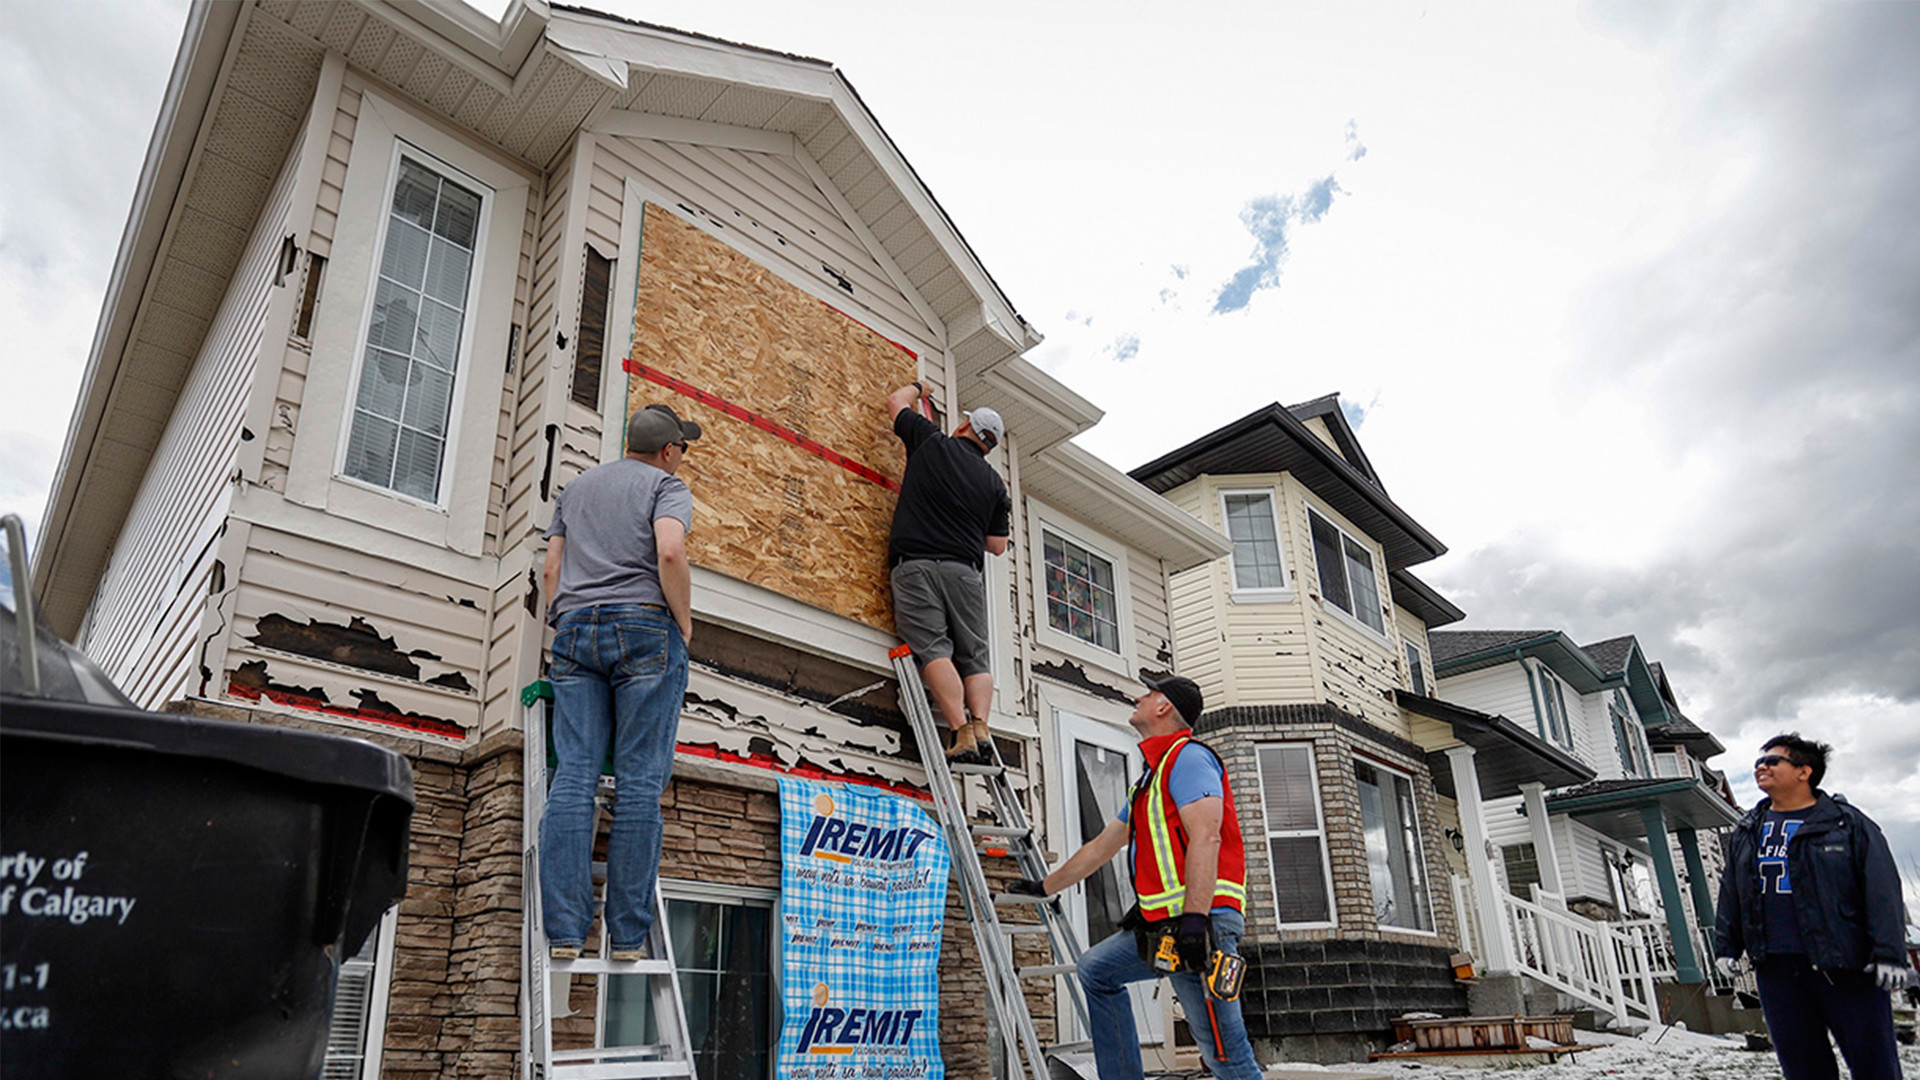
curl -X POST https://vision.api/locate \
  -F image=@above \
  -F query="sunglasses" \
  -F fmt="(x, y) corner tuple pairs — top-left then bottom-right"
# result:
(671, 441), (689, 452)
(1754, 754), (1799, 769)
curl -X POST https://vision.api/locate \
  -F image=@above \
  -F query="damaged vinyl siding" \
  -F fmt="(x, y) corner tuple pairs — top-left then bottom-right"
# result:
(225, 525), (486, 738)
(1290, 482), (1406, 734)
(81, 132), (308, 709)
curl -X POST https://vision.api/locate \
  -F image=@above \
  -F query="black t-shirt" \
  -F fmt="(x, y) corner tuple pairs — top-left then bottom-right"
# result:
(1758, 807), (1806, 955)
(887, 408), (1011, 570)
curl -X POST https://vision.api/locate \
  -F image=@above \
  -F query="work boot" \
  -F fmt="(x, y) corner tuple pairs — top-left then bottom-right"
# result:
(965, 719), (995, 764)
(945, 722), (985, 765)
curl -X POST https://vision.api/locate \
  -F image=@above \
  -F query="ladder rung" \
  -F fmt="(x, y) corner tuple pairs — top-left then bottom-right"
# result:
(993, 892), (1054, 905)
(1019, 963), (1077, 978)
(970, 824), (1031, 839)
(1000, 923), (1052, 935)
(551, 1061), (692, 1079)
(550, 957), (675, 976)
(949, 761), (1005, 776)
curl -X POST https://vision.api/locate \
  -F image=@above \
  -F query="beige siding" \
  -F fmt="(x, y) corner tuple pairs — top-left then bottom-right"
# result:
(80, 135), (307, 708)
(1395, 606), (1432, 693)
(262, 83), (360, 494)
(1285, 478), (1405, 731)
(225, 525), (487, 735)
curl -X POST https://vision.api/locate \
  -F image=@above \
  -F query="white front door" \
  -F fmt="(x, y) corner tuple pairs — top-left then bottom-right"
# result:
(1055, 707), (1163, 1044)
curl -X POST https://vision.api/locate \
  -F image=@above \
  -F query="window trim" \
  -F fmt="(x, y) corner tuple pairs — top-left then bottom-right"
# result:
(1254, 741), (1339, 930)
(283, 90), (530, 557)
(1029, 500), (1136, 678)
(334, 140), (493, 511)
(1352, 755), (1438, 936)
(1530, 662), (1574, 751)
(1404, 640), (1428, 697)
(1217, 487), (1293, 601)
(324, 903), (398, 1079)
(1305, 505), (1389, 640)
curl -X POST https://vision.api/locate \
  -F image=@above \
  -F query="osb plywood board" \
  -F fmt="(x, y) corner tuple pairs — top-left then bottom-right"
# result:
(628, 203), (916, 631)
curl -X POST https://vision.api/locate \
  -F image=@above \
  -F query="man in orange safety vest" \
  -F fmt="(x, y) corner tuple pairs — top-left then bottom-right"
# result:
(1010, 675), (1260, 1080)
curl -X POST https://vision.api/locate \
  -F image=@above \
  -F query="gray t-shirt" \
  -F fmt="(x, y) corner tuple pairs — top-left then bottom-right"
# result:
(545, 457), (694, 621)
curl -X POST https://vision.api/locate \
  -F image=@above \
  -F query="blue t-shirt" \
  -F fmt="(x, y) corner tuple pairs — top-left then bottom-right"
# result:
(1118, 742), (1225, 824)
(1758, 808), (1805, 954)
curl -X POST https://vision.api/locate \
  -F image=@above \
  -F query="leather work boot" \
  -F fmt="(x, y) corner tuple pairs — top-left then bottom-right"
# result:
(945, 722), (984, 765)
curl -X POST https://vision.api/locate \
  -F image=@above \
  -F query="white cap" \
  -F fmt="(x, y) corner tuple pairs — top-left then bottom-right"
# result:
(964, 406), (1005, 449)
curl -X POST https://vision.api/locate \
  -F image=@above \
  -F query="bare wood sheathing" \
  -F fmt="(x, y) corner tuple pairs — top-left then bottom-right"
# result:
(628, 205), (914, 631)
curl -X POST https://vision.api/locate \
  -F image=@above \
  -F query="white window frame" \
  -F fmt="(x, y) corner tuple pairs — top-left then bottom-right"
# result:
(1530, 662), (1574, 751)
(599, 879), (782, 1071)
(1029, 500), (1136, 678)
(1217, 487), (1292, 601)
(324, 904), (398, 1079)
(334, 141), (491, 510)
(1255, 742), (1340, 929)
(284, 91), (530, 557)
(1352, 756), (1437, 936)
(1305, 505), (1388, 640)
(1405, 640), (1428, 697)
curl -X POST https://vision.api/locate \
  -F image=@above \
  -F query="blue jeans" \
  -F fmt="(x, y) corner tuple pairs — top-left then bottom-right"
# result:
(539, 604), (687, 951)
(1078, 908), (1261, 1080)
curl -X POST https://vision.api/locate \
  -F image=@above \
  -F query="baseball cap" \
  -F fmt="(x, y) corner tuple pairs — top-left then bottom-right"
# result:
(626, 403), (703, 453)
(1142, 674), (1204, 727)
(964, 406), (1005, 449)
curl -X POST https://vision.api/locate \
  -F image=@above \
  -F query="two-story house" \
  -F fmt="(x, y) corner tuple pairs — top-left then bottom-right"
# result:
(29, 2), (1232, 1076)
(1429, 629), (1741, 1027)
(1126, 396), (1594, 1062)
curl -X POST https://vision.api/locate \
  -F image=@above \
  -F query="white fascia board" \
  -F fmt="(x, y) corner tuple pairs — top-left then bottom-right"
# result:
(549, 7), (1037, 354)
(984, 356), (1102, 434)
(35, 0), (244, 595)
(1024, 442), (1232, 573)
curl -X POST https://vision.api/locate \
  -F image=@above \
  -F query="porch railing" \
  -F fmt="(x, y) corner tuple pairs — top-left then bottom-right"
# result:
(1487, 885), (1659, 1025)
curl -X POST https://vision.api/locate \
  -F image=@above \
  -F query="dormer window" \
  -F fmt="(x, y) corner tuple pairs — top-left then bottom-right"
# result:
(1308, 508), (1383, 634)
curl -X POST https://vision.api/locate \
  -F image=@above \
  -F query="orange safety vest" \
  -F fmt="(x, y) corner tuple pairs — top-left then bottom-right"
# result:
(1127, 729), (1247, 921)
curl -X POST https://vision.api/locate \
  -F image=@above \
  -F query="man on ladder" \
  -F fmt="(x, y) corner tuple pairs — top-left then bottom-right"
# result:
(1010, 675), (1262, 1080)
(882, 380), (1012, 765)
(538, 403), (701, 962)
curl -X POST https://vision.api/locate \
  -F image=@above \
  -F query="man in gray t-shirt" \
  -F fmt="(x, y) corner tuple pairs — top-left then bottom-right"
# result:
(537, 403), (700, 962)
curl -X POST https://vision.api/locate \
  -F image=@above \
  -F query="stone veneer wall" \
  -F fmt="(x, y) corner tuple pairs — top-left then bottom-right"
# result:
(1193, 703), (1467, 1057)
(167, 702), (1029, 1076)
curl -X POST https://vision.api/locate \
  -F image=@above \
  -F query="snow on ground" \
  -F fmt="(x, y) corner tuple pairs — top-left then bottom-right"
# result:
(1269, 1026), (1920, 1079)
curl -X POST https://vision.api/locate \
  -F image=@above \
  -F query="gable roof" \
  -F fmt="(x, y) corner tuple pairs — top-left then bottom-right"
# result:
(1429, 628), (1610, 692)
(1581, 634), (1637, 676)
(1285, 393), (1383, 491)
(34, 0), (1077, 633)
(1128, 399), (1445, 571)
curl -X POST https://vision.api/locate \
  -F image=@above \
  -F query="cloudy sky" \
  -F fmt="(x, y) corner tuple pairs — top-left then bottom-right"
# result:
(3, 3), (1917, 879)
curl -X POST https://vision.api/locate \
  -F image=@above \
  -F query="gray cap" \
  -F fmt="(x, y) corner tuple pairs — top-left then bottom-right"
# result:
(626, 403), (703, 454)
(964, 406), (1005, 449)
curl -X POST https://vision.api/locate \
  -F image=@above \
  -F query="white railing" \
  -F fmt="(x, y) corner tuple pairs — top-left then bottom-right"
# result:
(1617, 918), (1676, 981)
(1493, 887), (1659, 1025)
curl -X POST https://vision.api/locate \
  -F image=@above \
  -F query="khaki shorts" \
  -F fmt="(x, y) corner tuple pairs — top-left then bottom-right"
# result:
(890, 559), (991, 678)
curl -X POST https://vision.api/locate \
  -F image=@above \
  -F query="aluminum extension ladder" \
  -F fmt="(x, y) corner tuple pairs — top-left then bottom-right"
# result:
(887, 645), (1091, 1080)
(521, 681), (698, 1080)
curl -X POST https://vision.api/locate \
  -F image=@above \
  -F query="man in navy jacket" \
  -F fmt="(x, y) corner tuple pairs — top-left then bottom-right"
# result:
(1714, 733), (1910, 1080)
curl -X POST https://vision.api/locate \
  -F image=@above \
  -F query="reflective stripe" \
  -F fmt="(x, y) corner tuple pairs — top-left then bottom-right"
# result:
(1140, 737), (1188, 913)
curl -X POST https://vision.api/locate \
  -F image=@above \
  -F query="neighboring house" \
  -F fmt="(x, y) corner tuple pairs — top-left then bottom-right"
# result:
(31, 2), (1229, 1076)
(1429, 629), (1741, 1023)
(1127, 396), (1593, 1062)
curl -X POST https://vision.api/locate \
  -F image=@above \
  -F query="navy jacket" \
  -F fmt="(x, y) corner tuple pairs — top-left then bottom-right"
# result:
(1713, 792), (1906, 970)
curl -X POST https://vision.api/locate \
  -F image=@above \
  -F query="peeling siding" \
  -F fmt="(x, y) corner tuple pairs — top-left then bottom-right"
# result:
(1395, 605), (1432, 694)
(80, 134), (307, 708)
(226, 525), (487, 735)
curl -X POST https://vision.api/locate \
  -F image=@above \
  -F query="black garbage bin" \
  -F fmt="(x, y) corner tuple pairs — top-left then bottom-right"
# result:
(0, 695), (414, 1079)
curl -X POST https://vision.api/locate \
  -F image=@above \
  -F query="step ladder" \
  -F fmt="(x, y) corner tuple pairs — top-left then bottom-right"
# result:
(521, 682), (698, 1080)
(887, 645), (1091, 1080)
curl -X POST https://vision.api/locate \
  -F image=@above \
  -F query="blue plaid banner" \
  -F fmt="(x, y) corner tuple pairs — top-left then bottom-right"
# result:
(777, 777), (949, 1080)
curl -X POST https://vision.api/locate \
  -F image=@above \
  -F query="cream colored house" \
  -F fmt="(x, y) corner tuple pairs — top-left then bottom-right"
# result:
(32, 2), (1229, 1075)
(1127, 395), (1593, 1061)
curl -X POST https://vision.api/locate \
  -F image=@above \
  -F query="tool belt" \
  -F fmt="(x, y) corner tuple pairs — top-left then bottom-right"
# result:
(1119, 904), (1245, 1001)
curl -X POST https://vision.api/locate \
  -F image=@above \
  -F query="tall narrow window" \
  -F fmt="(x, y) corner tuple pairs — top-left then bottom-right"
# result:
(572, 247), (614, 408)
(1610, 699), (1639, 776)
(1256, 744), (1335, 925)
(344, 153), (484, 503)
(1221, 491), (1286, 591)
(1308, 509), (1384, 633)
(1043, 528), (1120, 653)
(1355, 760), (1433, 932)
(1405, 641), (1427, 696)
